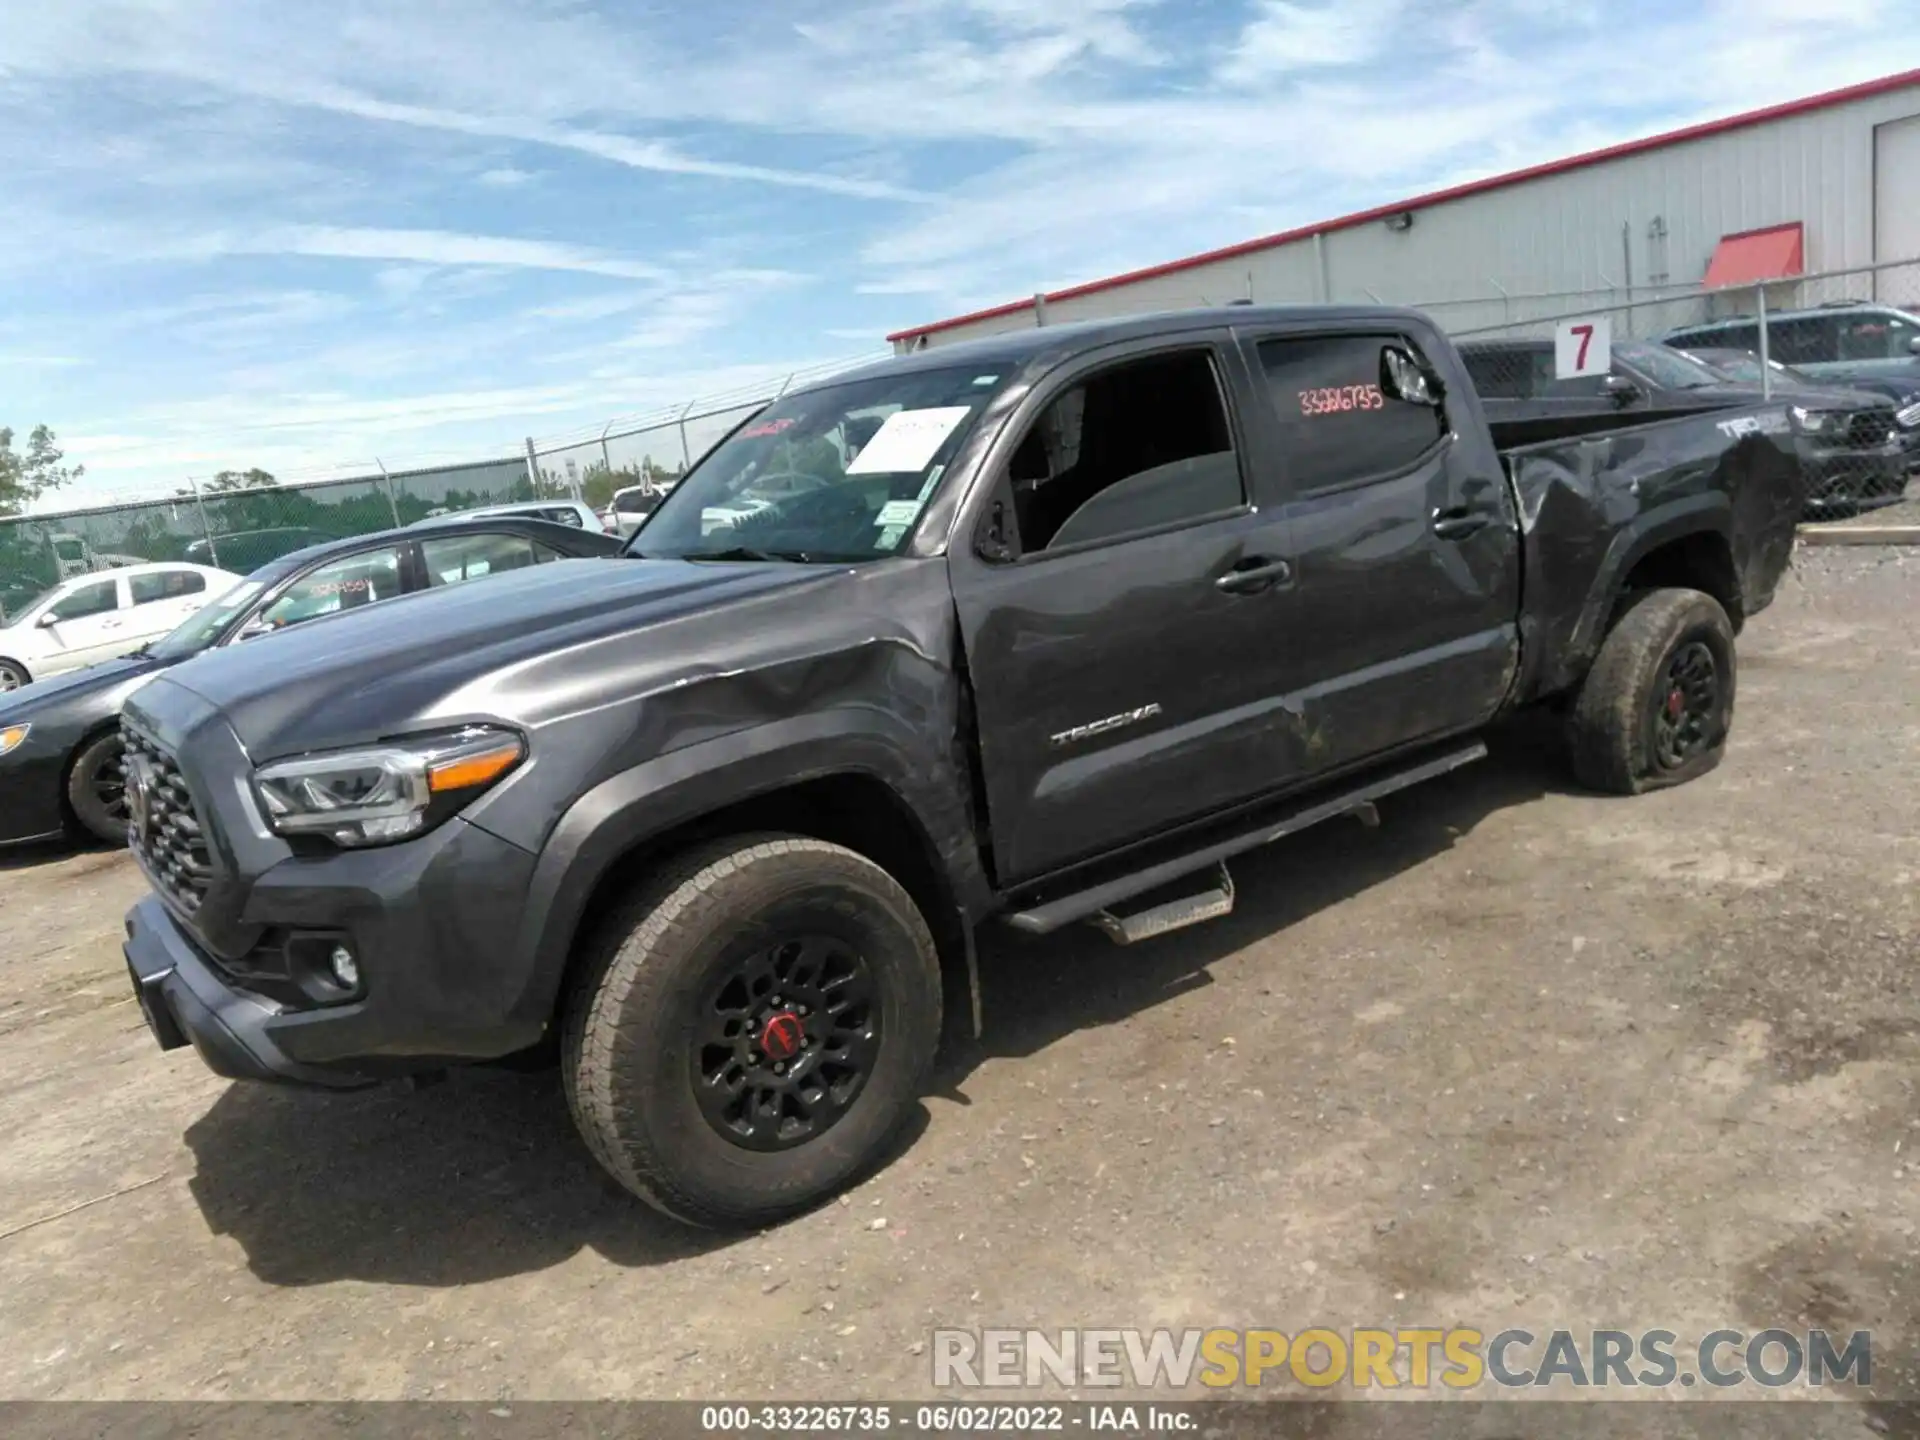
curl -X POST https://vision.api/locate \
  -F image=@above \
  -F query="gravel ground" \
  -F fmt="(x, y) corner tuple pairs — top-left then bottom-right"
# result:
(1, 548), (1917, 1430)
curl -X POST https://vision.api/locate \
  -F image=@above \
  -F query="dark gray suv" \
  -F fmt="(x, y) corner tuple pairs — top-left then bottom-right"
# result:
(1665, 303), (1920, 390)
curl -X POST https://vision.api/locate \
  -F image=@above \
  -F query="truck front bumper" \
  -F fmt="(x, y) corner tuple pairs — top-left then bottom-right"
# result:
(123, 814), (550, 1089)
(125, 895), (373, 1089)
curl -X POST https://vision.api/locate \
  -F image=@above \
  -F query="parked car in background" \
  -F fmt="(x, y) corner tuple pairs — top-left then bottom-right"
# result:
(186, 528), (339, 573)
(603, 483), (675, 538)
(117, 306), (1805, 1228)
(1664, 302), (1920, 388)
(0, 517), (623, 847)
(0, 563), (240, 693)
(1461, 337), (1907, 516)
(412, 500), (607, 533)
(1677, 345), (1920, 452)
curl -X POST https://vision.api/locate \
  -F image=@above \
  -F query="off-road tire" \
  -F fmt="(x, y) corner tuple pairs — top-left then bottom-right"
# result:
(1567, 587), (1736, 795)
(66, 731), (129, 843)
(562, 834), (942, 1229)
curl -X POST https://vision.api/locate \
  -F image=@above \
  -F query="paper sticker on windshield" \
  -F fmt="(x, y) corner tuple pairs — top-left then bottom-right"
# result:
(875, 499), (923, 528)
(845, 406), (973, 474)
(741, 417), (796, 439)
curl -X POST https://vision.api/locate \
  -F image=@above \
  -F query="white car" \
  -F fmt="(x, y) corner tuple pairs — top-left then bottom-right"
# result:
(410, 500), (607, 533)
(0, 563), (241, 691)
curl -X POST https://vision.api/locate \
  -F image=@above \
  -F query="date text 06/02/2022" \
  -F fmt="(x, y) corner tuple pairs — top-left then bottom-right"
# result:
(699, 1403), (1194, 1432)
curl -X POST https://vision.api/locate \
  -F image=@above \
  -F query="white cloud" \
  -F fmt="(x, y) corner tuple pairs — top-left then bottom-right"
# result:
(178, 225), (679, 282)
(1219, 0), (1404, 81)
(477, 166), (533, 187)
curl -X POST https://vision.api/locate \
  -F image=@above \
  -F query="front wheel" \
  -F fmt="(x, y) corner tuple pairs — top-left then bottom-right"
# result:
(1567, 587), (1736, 795)
(562, 834), (943, 1229)
(66, 732), (129, 843)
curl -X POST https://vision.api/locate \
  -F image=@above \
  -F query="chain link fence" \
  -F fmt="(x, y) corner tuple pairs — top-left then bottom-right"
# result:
(1444, 256), (1920, 518)
(0, 357), (881, 618)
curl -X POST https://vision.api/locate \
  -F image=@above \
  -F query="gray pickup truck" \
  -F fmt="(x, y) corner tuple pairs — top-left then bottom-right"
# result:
(120, 306), (1804, 1228)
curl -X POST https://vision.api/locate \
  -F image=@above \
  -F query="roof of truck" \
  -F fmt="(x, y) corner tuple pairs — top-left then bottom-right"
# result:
(816, 303), (1432, 390)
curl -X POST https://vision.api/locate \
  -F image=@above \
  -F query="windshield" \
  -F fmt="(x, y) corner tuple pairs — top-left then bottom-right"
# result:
(1691, 351), (1808, 386)
(629, 365), (1008, 562)
(1, 586), (56, 626)
(146, 577), (268, 660)
(1615, 341), (1723, 390)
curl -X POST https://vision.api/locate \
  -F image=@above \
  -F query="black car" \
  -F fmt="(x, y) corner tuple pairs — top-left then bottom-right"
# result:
(0, 516), (621, 847)
(1460, 337), (1908, 515)
(1679, 345), (1920, 471)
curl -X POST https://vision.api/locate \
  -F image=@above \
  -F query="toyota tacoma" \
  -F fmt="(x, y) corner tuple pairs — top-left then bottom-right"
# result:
(120, 307), (1805, 1228)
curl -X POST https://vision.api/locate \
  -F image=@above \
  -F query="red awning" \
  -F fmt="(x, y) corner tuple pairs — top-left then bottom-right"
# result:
(1703, 222), (1805, 288)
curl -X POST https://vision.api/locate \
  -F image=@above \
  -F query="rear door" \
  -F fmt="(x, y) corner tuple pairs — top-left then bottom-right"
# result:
(949, 334), (1308, 884)
(126, 568), (210, 641)
(1242, 324), (1519, 773)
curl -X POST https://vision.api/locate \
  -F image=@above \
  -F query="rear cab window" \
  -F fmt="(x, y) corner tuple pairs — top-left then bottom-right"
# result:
(1256, 334), (1447, 492)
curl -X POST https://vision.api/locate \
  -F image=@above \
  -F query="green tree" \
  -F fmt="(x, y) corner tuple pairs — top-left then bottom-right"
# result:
(0, 425), (84, 517)
(204, 467), (278, 492)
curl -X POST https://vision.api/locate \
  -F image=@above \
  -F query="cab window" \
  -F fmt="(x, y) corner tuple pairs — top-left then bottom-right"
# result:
(1258, 334), (1447, 491)
(1003, 349), (1244, 554)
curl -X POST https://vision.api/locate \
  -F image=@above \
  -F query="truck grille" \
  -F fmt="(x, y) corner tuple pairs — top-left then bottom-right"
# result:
(1844, 411), (1894, 449)
(121, 723), (215, 915)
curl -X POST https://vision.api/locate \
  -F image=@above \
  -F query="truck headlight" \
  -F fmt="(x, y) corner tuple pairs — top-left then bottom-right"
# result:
(1896, 400), (1920, 429)
(253, 726), (525, 848)
(1789, 405), (1836, 436)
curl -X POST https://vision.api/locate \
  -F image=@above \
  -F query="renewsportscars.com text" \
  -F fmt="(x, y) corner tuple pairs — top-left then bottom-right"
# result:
(932, 1327), (1872, 1391)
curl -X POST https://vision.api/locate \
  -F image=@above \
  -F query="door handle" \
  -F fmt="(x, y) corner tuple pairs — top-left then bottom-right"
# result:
(1216, 556), (1293, 594)
(1431, 506), (1492, 540)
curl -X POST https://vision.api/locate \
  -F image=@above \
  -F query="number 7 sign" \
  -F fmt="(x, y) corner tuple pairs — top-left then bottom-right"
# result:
(1555, 316), (1612, 379)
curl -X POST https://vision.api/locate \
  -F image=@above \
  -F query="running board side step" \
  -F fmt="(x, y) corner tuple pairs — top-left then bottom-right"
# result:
(1002, 741), (1487, 939)
(1091, 864), (1236, 946)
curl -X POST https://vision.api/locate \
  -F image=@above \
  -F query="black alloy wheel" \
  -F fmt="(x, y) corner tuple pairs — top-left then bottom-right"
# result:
(692, 935), (880, 1152)
(1650, 640), (1719, 771)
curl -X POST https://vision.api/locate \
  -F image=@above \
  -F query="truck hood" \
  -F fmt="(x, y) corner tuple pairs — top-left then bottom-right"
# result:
(156, 556), (864, 758)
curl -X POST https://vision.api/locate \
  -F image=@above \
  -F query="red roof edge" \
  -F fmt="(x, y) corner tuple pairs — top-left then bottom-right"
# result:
(885, 68), (1920, 344)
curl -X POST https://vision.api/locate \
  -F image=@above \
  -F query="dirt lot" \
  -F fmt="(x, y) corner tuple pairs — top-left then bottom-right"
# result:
(2, 549), (1918, 1422)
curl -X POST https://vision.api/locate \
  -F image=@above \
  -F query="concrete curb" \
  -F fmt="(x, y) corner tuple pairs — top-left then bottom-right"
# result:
(1796, 524), (1920, 546)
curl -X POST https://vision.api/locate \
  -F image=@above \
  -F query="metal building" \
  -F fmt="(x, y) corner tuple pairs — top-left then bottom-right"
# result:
(888, 69), (1920, 353)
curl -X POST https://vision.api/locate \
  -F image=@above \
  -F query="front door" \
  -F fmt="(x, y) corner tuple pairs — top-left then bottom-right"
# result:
(950, 339), (1306, 885)
(38, 575), (129, 674)
(1243, 326), (1520, 773)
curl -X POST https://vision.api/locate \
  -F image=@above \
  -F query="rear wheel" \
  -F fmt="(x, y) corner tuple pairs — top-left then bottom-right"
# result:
(1567, 587), (1736, 795)
(66, 732), (129, 843)
(562, 834), (942, 1229)
(0, 658), (28, 692)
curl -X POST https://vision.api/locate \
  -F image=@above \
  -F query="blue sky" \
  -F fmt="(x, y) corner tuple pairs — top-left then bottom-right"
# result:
(2, 0), (1914, 502)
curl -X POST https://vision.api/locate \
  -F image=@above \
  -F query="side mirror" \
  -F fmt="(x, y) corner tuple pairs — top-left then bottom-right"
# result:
(36, 611), (60, 629)
(1382, 346), (1444, 406)
(234, 616), (275, 643)
(1604, 374), (1642, 407)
